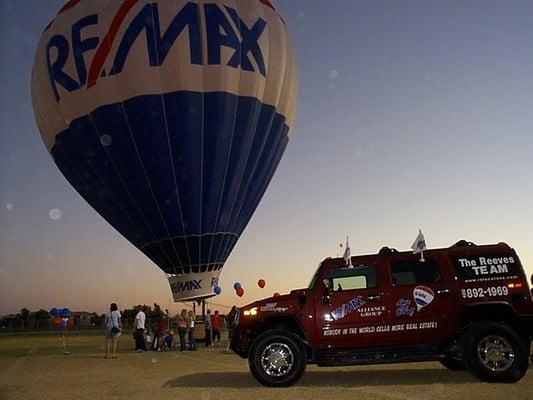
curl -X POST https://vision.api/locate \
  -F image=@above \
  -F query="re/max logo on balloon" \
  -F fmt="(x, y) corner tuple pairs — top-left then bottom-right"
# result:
(171, 279), (203, 293)
(46, 2), (267, 101)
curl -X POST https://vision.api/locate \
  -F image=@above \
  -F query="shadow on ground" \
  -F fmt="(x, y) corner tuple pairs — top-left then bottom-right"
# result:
(164, 368), (476, 388)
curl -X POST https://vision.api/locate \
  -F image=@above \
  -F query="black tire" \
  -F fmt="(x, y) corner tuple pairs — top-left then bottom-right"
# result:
(439, 355), (467, 371)
(463, 322), (528, 383)
(248, 329), (306, 387)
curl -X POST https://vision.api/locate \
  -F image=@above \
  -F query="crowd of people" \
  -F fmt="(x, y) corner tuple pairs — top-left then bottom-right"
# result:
(104, 303), (237, 357)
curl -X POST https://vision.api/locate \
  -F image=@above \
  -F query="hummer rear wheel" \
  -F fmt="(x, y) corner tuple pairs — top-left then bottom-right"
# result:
(248, 329), (306, 387)
(463, 322), (528, 383)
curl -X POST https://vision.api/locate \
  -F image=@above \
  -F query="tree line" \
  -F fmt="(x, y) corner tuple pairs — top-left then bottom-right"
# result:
(0, 303), (177, 334)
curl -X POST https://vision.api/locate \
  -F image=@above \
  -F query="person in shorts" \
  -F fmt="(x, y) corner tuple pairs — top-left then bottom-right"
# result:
(105, 302), (121, 358)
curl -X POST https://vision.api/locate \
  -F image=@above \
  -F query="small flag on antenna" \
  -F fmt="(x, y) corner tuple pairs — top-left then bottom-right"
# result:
(343, 236), (352, 266)
(411, 229), (427, 262)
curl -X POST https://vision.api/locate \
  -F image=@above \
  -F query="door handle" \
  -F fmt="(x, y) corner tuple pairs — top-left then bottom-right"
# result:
(366, 295), (381, 301)
(436, 288), (451, 295)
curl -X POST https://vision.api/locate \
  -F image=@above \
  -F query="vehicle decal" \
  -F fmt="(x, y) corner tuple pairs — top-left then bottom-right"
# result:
(357, 305), (385, 317)
(259, 302), (288, 312)
(413, 286), (435, 311)
(461, 286), (509, 299)
(395, 298), (415, 317)
(455, 255), (520, 282)
(323, 321), (438, 336)
(330, 296), (366, 321)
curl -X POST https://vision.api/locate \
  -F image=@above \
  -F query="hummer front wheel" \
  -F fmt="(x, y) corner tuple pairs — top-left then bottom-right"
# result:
(248, 329), (306, 387)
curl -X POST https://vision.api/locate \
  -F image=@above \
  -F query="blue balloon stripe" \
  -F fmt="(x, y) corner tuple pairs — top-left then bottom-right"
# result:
(51, 91), (289, 274)
(52, 119), (174, 269)
(86, 101), (180, 268)
(211, 104), (278, 262)
(53, 122), (144, 248)
(207, 94), (264, 263)
(220, 120), (289, 262)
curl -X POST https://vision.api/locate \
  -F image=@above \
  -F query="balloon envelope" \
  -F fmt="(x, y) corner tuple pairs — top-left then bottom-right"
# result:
(32, 0), (297, 302)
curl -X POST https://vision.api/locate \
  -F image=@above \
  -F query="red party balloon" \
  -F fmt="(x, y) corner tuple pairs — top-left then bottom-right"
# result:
(236, 287), (245, 297)
(258, 279), (266, 289)
(273, 292), (280, 297)
(67, 318), (74, 328)
(53, 317), (61, 327)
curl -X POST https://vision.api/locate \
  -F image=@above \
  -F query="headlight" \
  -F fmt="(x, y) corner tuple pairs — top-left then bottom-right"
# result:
(243, 307), (258, 316)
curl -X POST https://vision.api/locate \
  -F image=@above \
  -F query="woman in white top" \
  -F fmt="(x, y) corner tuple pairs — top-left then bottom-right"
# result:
(105, 303), (121, 358)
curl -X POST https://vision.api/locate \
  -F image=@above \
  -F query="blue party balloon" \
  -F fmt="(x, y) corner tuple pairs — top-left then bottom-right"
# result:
(233, 282), (242, 290)
(50, 307), (58, 317)
(214, 286), (222, 295)
(60, 308), (71, 317)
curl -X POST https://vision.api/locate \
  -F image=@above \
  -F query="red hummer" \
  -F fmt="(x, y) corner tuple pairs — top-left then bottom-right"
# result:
(230, 241), (533, 387)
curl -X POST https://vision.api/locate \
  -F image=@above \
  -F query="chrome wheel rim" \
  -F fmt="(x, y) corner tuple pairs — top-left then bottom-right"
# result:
(477, 335), (515, 372)
(260, 342), (294, 377)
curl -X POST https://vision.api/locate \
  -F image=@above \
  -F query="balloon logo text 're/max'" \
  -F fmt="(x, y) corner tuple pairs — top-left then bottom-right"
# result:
(32, 0), (298, 301)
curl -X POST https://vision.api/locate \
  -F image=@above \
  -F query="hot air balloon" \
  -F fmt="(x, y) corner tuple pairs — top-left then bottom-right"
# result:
(32, 0), (297, 301)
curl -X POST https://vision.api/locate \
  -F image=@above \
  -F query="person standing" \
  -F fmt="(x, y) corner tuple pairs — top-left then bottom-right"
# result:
(187, 310), (197, 351)
(134, 305), (147, 352)
(105, 303), (121, 358)
(177, 309), (188, 351)
(155, 316), (167, 351)
(204, 309), (212, 347)
(224, 306), (238, 353)
(211, 310), (222, 346)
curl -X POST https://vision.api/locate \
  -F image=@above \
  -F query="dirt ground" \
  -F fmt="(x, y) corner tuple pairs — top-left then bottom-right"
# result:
(0, 333), (531, 400)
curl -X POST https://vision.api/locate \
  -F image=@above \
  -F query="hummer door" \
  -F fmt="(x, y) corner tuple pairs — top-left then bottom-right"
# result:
(318, 264), (387, 349)
(384, 255), (456, 345)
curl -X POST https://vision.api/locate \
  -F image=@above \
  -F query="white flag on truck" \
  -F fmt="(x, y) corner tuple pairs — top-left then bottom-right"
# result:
(411, 229), (427, 262)
(343, 236), (352, 266)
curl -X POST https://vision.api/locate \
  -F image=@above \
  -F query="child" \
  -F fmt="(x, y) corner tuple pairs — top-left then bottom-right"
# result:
(145, 330), (152, 351)
(164, 331), (174, 351)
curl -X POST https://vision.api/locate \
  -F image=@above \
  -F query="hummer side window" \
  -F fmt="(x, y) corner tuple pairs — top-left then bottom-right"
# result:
(328, 264), (377, 291)
(391, 259), (441, 286)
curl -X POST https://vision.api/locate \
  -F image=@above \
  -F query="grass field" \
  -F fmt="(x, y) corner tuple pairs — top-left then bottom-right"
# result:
(0, 333), (531, 400)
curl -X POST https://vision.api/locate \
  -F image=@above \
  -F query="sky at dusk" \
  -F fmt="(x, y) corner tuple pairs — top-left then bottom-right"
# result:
(1, 0), (532, 316)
